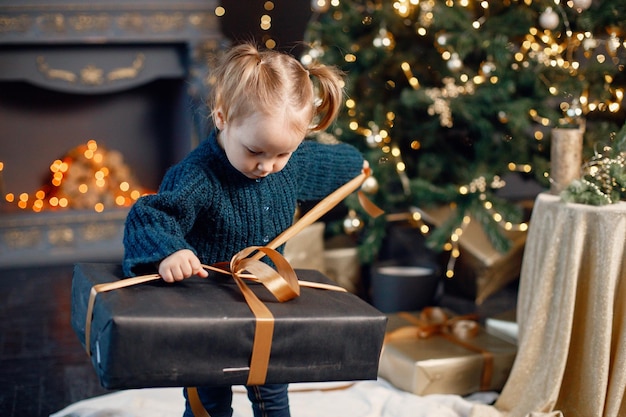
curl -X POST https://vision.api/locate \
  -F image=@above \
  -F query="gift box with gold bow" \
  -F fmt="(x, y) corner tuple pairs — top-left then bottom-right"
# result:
(71, 262), (387, 390)
(378, 308), (517, 396)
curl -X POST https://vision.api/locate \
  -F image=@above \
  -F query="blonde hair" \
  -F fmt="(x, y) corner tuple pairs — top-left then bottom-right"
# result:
(209, 43), (344, 134)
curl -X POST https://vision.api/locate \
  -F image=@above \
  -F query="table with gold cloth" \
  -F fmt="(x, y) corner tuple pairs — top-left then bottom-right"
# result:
(472, 192), (626, 417)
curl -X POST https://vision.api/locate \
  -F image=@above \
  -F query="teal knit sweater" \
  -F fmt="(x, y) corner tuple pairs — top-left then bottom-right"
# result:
(122, 130), (364, 276)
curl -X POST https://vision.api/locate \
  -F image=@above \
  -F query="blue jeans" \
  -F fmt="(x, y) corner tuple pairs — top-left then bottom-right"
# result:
(183, 384), (290, 417)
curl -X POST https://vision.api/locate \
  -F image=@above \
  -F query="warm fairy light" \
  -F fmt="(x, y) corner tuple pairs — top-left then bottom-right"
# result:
(214, 6), (225, 17)
(401, 61), (420, 90)
(2, 139), (149, 212)
(260, 14), (271, 30)
(393, 0), (419, 18)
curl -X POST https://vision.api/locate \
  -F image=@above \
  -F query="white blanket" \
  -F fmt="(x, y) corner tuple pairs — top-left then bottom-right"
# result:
(50, 379), (498, 417)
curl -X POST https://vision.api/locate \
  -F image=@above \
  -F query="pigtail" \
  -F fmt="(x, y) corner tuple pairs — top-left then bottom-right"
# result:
(210, 43), (283, 126)
(307, 63), (345, 132)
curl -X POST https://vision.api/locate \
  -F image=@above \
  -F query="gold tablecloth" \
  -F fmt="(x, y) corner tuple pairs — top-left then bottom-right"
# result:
(472, 193), (626, 417)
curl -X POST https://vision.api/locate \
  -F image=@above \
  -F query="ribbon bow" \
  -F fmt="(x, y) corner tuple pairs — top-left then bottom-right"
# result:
(384, 307), (494, 391)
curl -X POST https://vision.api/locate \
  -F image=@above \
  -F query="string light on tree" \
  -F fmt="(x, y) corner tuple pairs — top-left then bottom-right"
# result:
(305, 0), (626, 268)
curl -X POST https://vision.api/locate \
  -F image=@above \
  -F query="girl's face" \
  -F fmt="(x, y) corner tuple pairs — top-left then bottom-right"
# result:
(215, 110), (305, 180)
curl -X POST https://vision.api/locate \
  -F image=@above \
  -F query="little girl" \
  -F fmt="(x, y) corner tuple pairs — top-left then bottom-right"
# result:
(122, 43), (367, 417)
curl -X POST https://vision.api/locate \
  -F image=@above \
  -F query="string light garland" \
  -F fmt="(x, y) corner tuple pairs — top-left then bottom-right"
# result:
(1, 140), (148, 213)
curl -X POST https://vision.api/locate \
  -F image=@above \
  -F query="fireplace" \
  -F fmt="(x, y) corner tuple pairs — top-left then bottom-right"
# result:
(0, 0), (223, 268)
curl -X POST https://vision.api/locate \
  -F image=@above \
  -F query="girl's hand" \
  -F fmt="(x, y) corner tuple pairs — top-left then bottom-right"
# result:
(159, 249), (209, 283)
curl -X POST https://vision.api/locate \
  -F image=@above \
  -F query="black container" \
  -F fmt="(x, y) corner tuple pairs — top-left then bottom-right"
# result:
(370, 262), (441, 313)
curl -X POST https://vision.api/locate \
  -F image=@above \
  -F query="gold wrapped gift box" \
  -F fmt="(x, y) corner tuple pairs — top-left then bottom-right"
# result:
(378, 309), (517, 396)
(421, 206), (527, 304)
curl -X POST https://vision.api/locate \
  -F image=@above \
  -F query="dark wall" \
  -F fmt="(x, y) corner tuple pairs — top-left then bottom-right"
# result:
(220, 0), (313, 55)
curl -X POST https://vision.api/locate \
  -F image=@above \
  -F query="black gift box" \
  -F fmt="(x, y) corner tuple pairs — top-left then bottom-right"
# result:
(71, 263), (386, 390)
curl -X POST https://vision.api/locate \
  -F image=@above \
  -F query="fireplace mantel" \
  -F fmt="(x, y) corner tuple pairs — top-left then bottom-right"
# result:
(0, 1), (221, 45)
(0, 0), (222, 94)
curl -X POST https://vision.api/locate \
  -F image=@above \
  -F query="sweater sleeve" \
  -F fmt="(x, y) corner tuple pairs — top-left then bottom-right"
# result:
(122, 162), (211, 276)
(293, 140), (365, 202)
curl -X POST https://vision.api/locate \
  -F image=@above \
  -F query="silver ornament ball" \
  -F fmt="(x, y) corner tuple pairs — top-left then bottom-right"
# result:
(539, 7), (559, 30)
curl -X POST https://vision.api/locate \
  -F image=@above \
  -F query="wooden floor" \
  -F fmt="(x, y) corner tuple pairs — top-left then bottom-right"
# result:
(0, 264), (109, 417)
(0, 262), (517, 417)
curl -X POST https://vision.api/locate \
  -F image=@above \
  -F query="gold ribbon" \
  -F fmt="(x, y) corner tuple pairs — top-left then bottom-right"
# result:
(384, 307), (494, 391)
(83, 169), (383, 387)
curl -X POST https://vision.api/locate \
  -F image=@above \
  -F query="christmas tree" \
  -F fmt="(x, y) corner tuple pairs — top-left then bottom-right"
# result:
(303, 0), (626, 270)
